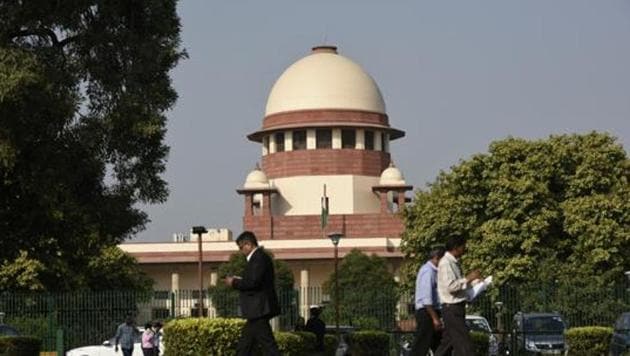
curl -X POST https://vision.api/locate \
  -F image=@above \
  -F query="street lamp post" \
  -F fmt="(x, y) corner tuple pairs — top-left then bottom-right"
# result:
(192, 226), (208, 317)
(328, 232), (343, 342)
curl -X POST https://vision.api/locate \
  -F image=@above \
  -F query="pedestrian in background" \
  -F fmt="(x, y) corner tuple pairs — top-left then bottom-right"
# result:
(115, 313), (140, 356)
(434, 234), (481, 356)
(141, 322), (154, 356)
(152, 321), (163, 355)
(305, 305), (326, 354)
(411, 245), (445, 355)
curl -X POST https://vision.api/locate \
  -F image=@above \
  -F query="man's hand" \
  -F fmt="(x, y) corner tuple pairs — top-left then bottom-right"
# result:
(466, 269), (481, 282)
(432, 318), (443, 331)
(224, 276), (234, 287)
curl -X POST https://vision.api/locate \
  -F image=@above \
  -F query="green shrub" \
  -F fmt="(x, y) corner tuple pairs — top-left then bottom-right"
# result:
(353, 317), (380, 331)
(272, 332), (303, 356)
(0, 336), (41, 356)
(323, 334), (339, 356)
(346, 330), (390, 356)
(291, 331), (317, 352)
(470, 331), (490, 356)
(565, 326), (613, 356)
(162, 317), (245, 356)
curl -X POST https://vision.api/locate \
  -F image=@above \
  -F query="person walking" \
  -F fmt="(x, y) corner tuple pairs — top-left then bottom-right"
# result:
(305, 305), (326, 354)
(434, 234), (481, 356)
(151, 321), (163, 356)
(224, 231), (281, 356)
(115, 314), (140, 356)
(410, 246), (445, 355)
(141, 322), (155, 356)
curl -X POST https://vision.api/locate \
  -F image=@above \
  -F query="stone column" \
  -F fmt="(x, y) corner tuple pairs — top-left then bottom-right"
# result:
(171, 272), (180, 317)
(300, 269), (310, 318)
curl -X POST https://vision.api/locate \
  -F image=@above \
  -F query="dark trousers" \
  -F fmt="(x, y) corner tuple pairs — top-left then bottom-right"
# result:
(411, 308), (441, 355)
(237, 317), (280, 356)
(435, 302), (473, 356)
(142, 347), (154, 356)
(121, 348), (133, 356)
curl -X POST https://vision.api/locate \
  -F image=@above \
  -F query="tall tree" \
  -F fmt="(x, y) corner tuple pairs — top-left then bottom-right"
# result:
(0, 1), (185, 291)
(400, 133), (630, 321)
(322, 249), (398, 330)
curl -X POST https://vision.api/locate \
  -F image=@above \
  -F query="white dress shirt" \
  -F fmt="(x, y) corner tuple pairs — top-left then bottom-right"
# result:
(437, 251), (470, 304)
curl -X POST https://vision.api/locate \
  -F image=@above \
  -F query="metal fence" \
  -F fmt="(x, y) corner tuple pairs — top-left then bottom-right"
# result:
(0, 281), (628, 353)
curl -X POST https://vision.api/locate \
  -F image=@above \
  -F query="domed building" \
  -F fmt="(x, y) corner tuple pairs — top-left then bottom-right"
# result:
(236, 45), (412, 300)
(120, 46), (413, 319)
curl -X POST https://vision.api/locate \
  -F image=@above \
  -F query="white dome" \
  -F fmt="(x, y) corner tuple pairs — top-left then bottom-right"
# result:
(244, 168), (270, 189)
(379, 164), (405, 185)
(265, 46), (386, 117)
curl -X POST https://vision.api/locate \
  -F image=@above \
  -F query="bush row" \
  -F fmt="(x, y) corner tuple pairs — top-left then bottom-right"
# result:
(161, 319), (620, 356)
(565, 326), (613, 356)
(163, 318), (340, 356)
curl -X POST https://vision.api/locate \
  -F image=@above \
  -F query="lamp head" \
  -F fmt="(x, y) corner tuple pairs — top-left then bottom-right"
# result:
(328, 232), (343, 246)
(192, 226), (208, 235)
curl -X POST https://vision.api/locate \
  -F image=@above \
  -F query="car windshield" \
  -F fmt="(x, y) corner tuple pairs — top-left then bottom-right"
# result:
(523, 316), (565, 333)
(467, 319), (491, 333)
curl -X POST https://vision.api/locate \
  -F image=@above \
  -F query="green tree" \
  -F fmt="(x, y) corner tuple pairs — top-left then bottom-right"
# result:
(322, 249), (398, 330)
(401, 132), (630, 323)
(0, 1), (185, 291)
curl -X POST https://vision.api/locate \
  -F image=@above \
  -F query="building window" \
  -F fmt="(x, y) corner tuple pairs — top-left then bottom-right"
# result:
(381, 132), (388, 152)
(316, 129), (332, 149)
(292, 130), (306, 150)
(275, 132), (285, 152)
(342, 129), (356, 149)
(263, 136), (270, 153)
(365, 130), (374, 150)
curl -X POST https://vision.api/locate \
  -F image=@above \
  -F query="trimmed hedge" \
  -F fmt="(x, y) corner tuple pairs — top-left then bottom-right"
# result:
(565, 326), (613, 356)
(0, 336), (42, 356)
(470, 331), (490, 356)
(346, 330), (390, 356)
(162, 318), (245, 356)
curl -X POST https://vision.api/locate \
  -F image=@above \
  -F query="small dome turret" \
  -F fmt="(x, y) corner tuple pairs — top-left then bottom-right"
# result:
(379, 162), (405, 185)
(244, 164), (270, 189)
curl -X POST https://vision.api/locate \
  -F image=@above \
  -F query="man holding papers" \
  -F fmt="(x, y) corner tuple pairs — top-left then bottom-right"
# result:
(434, 234), (482, 356)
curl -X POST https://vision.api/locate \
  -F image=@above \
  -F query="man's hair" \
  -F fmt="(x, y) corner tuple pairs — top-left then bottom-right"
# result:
(445, 234), (466, 251)
(236, 231), (258, 246)
(428, 245), (446, 259)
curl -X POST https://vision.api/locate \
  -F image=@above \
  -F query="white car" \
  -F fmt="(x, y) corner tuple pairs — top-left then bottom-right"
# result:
(466, 315), (499, 356)
(66, 328), (163, 356)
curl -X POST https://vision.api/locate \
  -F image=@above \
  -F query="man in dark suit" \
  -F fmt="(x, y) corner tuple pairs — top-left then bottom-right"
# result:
(224, 231), (281, 356)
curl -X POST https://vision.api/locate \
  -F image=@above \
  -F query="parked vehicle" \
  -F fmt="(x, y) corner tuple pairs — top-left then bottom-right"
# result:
(609, 312), (630, 356)
(66, 327), (163, 356)
(0, 312), (19, 337)
(466, 315), (499, 356)
(510, 312), (566, 355)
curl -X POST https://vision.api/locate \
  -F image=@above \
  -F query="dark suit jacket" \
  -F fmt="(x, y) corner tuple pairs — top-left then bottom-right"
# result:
(232, 248), (281, 320)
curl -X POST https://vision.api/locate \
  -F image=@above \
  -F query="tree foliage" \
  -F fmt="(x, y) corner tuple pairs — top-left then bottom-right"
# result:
(322, 249), (398, 330)
(401, 132), (630, 294)
(0, 1), (185, 291)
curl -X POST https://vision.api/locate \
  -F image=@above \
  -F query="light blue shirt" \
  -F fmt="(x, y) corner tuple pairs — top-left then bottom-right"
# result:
(415, 261), (440, 310)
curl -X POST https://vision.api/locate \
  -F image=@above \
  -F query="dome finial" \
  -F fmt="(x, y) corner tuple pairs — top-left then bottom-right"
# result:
(311, 45), (337, 54)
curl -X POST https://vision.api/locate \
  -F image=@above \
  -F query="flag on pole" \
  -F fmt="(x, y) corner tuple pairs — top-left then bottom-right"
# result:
(321, 184), (329, 229)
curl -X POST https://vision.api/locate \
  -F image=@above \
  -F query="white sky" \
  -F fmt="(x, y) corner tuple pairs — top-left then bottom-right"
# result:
(133, 0), (630, 242)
